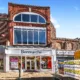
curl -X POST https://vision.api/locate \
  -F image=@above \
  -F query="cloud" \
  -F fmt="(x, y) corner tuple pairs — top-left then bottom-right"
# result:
(50, 15), (60, 28)
(74, 6), (79, 11)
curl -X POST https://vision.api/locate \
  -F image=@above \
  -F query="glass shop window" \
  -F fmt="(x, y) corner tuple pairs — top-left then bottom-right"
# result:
(41, 56), (52, 69)
(10, 56), (21, 70)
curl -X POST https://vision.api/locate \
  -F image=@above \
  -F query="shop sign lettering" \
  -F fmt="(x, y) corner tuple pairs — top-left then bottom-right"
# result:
(21, 50), (42, 54)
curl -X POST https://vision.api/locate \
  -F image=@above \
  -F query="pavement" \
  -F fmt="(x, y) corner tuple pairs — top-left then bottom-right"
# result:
(0, 71), (53, 80)
(0, 71), (79, 80)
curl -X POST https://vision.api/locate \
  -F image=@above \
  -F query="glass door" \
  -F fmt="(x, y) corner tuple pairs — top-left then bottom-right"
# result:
(31, 60), (35, 70)
(26, 60), (35, 70)
(26, 60), (31, 70)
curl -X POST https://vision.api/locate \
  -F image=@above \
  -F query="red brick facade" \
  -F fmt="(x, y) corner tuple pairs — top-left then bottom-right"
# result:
(0, 3), (79, 51)
(8, 3), (51, 45)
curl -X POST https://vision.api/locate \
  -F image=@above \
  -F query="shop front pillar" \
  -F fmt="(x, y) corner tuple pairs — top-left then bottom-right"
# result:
(25, 56), (26, 70)
(4, 55), (9, 72)
(52, 56), (54, 73)
(52, 49), (56, 73)
(40, 56), (42, 71)
(21, 56), (22, 73)
(35, 56), (37, 70)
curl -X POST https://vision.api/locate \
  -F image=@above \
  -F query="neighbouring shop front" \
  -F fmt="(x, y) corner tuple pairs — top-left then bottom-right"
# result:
(2, 47), (56, 73)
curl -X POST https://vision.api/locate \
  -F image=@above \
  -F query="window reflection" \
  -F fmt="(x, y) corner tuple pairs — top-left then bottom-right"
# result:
(28, 30), (33, 44)
(22, 14), (29, 22)
(39, 16), (45, 23)
(22, 29), (27, 44)
(14, 14), (21, 21)
(14, 28), (22, 44)
(34, 30), (38, 44)
(39, 30), (46, 44)
(31, 15), (37, 22)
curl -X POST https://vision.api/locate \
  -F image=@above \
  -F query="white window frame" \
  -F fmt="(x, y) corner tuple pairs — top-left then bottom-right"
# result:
(13, 26), (47, 46)
(13, 12), (46, 24)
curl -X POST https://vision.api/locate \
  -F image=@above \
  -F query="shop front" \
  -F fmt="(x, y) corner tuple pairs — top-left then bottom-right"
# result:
(9, 56), (52, 71)
(4, 47), (56, 73)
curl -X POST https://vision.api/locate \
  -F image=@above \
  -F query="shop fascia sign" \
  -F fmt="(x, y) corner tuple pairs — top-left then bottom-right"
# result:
(57, 50), (74, 56)
(21, 50), (42, 54)
(5, 49), (51, 55)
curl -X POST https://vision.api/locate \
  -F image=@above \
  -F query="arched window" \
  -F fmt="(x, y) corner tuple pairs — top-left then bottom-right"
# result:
(14, 14), (21, 21)
(13, 12), (46, 24)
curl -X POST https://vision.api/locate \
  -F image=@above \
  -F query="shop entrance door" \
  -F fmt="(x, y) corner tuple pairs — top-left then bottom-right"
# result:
(26, 60), (35, 70)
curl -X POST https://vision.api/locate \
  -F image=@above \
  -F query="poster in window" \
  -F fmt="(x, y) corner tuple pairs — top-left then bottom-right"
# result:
(10, 58), (18, 69)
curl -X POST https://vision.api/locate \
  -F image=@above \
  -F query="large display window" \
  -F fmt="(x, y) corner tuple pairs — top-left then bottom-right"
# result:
(41, 56), (52, 69)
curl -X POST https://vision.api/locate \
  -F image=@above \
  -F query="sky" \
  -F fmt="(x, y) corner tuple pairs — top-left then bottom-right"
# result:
(0, 0), (80, 39)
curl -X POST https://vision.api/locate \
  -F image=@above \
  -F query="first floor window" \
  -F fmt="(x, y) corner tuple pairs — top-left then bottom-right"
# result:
(14, 27), (46, 45)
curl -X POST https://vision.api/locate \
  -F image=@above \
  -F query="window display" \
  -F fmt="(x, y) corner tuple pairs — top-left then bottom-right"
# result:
(41, 56), (52, 69)
(10, 56), (21, 70)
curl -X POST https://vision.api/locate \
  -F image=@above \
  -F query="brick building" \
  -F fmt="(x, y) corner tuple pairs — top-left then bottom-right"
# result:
(0, 3), (79, 72)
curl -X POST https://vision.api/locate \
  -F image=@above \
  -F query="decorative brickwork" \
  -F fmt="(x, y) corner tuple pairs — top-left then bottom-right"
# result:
(52, 38), (78, 50)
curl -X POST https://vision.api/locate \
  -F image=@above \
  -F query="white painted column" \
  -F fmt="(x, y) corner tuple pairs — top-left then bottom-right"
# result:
(52, 56), (54, 73)
(25, 56), (26, 70)
(52, 49), (56, 73)
(35, 56), (37, 70)
(4, 55), (9, 72)
(21, 56), (22, 73)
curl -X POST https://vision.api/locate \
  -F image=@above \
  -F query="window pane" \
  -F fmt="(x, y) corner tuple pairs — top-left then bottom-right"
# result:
(22, 29), (27, 44)
(39, 16), (45, 23)
(14, 28), (22, 44)
(22, 14), (29, 22)
(34, 30), (38, 44)
(28, 30), (33, 44)
(39, 30), (46, 44)
(31, 15), (37, 22)
(14, 14), (21, 21)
